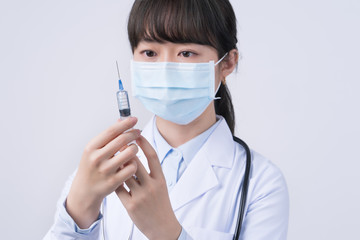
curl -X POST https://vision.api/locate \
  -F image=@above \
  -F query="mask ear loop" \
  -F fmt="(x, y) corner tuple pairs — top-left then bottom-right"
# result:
(214, 52), (229, 100)
(215, 52), (229, 66)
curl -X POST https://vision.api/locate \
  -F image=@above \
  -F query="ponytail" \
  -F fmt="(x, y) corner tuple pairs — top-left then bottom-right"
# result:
(215, 82), (235, 135)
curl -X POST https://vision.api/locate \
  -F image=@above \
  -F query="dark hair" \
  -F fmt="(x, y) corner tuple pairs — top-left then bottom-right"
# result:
(128, 0), (237, 134)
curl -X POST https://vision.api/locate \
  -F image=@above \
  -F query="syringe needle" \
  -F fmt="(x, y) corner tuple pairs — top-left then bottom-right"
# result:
(116, 61), (121, 80)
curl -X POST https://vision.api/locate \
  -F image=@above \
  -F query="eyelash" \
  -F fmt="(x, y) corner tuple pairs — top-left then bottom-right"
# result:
(179, 51), (197, 57)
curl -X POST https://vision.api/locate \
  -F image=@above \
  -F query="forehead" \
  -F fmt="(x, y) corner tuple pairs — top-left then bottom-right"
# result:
(128, 0), (218, 52)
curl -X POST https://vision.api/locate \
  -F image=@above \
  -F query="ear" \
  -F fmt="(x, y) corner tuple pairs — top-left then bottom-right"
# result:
(220, 49), (239, 80)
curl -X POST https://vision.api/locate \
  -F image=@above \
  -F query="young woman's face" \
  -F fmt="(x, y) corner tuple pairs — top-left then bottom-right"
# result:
(133, 41), (223, 89)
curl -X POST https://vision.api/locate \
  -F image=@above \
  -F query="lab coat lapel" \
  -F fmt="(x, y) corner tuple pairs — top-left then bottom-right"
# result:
(169, 118), (235, 212)
(169, 149), (219, 212)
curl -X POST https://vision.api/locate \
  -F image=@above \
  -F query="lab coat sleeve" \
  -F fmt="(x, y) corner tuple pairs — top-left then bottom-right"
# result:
(43, 170), (103, 240)
(239, 159), (290, 240)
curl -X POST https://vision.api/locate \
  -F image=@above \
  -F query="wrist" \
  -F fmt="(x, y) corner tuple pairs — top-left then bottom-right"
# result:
(66, 189), (103, 229)
(149, 219), (182, 240)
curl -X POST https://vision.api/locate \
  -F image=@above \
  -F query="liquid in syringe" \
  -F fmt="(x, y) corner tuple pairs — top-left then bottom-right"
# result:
(115, 61), (131, 119)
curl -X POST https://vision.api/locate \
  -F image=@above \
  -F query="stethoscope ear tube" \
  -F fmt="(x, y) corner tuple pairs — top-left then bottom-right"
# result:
(232, 136), (252, 240)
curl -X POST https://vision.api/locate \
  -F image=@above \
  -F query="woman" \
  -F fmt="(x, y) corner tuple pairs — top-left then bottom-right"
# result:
(45, 0), (289, 239)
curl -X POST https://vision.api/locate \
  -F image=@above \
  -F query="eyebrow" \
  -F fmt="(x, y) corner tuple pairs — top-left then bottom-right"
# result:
(141, 36), (165, 43)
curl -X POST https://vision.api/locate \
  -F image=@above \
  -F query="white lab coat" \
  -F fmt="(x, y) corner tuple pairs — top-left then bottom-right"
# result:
(45, 116), (289, 240)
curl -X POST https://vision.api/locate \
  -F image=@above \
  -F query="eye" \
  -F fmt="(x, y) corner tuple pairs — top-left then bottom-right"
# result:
(180, 51), (196, 58)
(143, 50), (156, 57)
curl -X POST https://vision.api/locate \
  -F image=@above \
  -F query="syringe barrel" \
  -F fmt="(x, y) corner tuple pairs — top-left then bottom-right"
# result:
(116, 90), (131, 119)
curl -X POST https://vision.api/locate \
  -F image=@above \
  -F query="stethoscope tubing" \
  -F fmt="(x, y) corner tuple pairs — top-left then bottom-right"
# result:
(232, 136), (252, 240)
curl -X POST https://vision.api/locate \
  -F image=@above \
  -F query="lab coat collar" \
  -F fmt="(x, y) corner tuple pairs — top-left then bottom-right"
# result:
(140, 115), (236, 211)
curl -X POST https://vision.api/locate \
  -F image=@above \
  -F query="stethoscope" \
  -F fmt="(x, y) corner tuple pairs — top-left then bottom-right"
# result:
(101, 136), (251, 240)
(232, 136), (252, 240)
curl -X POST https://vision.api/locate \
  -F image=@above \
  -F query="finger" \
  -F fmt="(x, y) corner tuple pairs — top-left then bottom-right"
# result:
(102, 144), (138, 174)
(136, 135), (163, 178)
(101, 129), (141, 158)
(125, 176), (139, 190)
(115, 184), (132, 204)
(113, 159), (137, 185)
(119, 144), (128, 152)
(87, 117), (137, 150)
(133, 157), (150, 184)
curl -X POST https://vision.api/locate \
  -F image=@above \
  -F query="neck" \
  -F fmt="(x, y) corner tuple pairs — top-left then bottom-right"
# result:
(156, 104), (216, 148)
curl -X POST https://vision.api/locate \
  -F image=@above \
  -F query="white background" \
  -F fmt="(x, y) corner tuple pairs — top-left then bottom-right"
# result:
(0, 0), (359, 239)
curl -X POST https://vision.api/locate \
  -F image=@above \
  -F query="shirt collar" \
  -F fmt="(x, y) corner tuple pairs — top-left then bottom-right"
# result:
(153, 118), (173, 164)
(153, 116), (223, 166)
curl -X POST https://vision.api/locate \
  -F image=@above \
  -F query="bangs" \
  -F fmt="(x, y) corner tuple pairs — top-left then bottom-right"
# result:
(128, 0), (221, 52)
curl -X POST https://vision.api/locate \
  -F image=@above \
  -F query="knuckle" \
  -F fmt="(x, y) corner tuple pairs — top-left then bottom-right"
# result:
(157, 178), (167, 189)
(115, 134), (131, 148)
(118, 134), (130, 146)
(83, 144), (93, 154)
(88, 151), (102, 166)
(117, 151), (131, 164)
(107, 176), (118, 187)
(126, 131), (138, 141)
(98, 163), (110, 175)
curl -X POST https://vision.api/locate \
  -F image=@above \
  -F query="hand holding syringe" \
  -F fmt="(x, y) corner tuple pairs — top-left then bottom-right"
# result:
(65, 62), (140, 230)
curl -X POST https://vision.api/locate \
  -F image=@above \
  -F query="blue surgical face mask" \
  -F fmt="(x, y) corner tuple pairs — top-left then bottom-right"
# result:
(131, 53), (228, 125)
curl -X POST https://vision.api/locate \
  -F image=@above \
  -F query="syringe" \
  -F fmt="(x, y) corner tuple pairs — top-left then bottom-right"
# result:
(115, 61), (131, 120)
